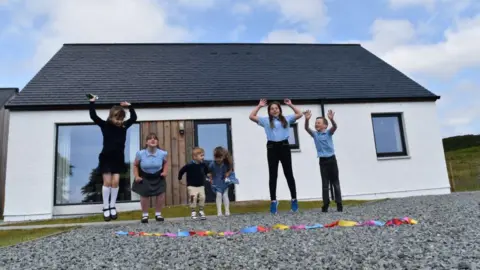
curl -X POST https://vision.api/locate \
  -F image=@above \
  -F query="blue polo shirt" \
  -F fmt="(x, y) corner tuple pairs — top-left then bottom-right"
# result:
(135, 148), (168, 173)
(313, 129), (335, 158)
(258, 115), (296, 142)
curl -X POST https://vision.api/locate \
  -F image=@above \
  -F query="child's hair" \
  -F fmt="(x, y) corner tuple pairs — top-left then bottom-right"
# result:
(213, 146), (233, 168)
(145, 132), (160, 148)
(267, 101), (288, 128)
(316, 116), (328, 125)
(192, 147), (205, 157)
(108, 106), (126, 126)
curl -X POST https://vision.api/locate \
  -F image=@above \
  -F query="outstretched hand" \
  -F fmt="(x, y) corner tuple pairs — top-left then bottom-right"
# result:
(120, 101), (131, 107)
(89, 98), (96, 102)
(327, 109), (335, 120)
(303, 110), (312, 120)
(258, 99), (267, 107)
(284, 98), (292, 105)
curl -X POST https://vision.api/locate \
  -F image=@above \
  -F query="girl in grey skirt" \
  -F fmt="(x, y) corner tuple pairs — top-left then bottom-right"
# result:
(132, 133), (168, 223)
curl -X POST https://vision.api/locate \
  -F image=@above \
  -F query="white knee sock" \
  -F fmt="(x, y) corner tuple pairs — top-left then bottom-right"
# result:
(102, 186), (110, 209)
(216, 192), (223, 215)
(223, 191), (230, 215)
(110, 187), (119, 207)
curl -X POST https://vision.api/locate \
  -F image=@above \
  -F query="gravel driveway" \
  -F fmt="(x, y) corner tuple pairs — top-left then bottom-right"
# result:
(1, 191), (479, 269)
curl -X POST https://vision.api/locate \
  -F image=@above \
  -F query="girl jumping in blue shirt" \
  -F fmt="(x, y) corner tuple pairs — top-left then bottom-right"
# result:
(249, 98), (303, 214)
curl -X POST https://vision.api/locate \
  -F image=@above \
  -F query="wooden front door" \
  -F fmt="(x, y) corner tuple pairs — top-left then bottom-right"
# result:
(140, 121), (194, 206)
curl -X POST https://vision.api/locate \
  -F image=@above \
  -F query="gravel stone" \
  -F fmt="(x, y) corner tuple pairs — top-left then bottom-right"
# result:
(1, 191), (479, 269)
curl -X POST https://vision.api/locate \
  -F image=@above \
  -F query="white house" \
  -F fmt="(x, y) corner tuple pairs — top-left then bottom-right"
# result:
(3, 43), (451, 222)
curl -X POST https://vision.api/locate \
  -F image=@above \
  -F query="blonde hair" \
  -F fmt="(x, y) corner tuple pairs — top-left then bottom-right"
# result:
(107, 106), (126, 126)
(192, 147), (205, 157)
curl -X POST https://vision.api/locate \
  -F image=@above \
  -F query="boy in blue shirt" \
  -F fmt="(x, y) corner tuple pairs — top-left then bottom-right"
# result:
(304, 109), (343, 212)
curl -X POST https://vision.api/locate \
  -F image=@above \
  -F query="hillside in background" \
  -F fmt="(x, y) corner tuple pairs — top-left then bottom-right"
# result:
(443, 134), (480, 152)
(443, 135), (480, 192)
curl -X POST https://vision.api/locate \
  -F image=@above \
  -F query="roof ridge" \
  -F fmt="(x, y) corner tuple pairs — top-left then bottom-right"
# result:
(63, 42), (361, 47)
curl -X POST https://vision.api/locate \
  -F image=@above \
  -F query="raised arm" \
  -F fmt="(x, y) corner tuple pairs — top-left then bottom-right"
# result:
(284, 99), (303, 120)
(327, 109), (337, 135)
(120, 101), (137, 128)
(89, 100), (105, 127)
(249, 99), (267, 124)
(303, 110), (314, 137)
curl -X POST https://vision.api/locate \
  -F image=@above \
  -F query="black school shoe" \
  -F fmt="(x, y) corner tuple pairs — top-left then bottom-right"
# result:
(103, 208), (111, 222)
(337, 204), (343, 212)
(110, 207), (118, 220)
(141, 216), (149, 223)
(155, 215), (164, 222)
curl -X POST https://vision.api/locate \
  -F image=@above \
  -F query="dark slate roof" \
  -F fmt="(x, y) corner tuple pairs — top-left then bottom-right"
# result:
(6, 43), (438, 109)
(0, 88), (18, 107)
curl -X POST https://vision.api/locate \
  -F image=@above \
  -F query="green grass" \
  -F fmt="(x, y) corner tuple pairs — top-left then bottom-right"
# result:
(445, 145), (480, 192)
(2, 200), (369, 227)
(0, 227), (79, 248)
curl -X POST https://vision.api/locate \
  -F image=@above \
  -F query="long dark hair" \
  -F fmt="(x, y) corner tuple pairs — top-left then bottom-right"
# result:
(213, 146), (233, 169)
(268, 101), (288, 128)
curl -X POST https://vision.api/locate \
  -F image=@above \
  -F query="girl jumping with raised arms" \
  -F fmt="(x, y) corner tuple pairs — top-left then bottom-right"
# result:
(249, 99), (303, 214)
(89, 97), (137, 221)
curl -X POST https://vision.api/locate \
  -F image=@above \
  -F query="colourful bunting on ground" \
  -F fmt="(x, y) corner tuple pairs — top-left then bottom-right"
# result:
(114, 217), (417, 238)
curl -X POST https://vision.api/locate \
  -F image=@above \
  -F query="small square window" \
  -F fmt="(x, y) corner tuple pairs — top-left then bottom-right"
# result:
(288, 123), (300, 150)
(371, 113), (407, 157)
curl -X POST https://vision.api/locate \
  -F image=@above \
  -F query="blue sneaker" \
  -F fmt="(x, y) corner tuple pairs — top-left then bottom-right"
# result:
(270, 201), (279, 214)
(291, 199), (298, 212)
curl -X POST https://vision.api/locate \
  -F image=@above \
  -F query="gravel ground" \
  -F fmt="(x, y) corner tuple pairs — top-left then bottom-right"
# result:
(1, 191), (480, 270)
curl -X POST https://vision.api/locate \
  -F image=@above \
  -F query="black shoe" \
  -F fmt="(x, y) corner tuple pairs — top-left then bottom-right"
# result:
(322, 205), (329, 213)
(155, 215), (164, 222)
(337, 204), (343, 212)
(110, 207), (118, 220)
(103, 208), (111, 222)
(141, 216), (149, 223)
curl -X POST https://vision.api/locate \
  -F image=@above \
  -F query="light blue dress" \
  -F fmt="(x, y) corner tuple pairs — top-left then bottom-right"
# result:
(209, 162), (239, 194)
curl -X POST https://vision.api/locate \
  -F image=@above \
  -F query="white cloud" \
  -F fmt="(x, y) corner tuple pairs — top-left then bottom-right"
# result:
(379, 15), (480, 78)
(176, 0), (218, 9)
(256, 0), (329, 33)
(232, 2), (252, 15)
(388, 0), (436, 10)
(3, 0), (192, 73)
(262, 29), (316, 43)
(362, 19), (417, 55)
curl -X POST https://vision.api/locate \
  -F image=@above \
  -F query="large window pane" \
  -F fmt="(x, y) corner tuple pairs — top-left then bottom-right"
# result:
(194, 121), (234, 203)
(196, 123), (229, 160)
(371, 114), (407, 157)
(55, 124), (140, 205)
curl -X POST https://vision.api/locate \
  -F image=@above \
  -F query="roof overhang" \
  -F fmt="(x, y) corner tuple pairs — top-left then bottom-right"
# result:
(5, 96), (440, 111)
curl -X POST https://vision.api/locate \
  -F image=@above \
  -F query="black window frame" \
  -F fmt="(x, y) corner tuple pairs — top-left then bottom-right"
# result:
(53, 122), (141, 206)
(288, 123), (300, 150)
(193, 119), (235, 202)
(371, 113), (408, 158)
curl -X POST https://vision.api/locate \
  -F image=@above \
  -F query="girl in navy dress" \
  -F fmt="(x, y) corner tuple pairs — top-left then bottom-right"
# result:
(89, 97), (137, 221)
(249, 98), (303, 214)
(208, 146), (234, 217)
(132, 133), (168, 223)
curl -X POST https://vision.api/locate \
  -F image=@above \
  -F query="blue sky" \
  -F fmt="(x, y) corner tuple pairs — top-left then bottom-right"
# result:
(1, 0), (479, 138)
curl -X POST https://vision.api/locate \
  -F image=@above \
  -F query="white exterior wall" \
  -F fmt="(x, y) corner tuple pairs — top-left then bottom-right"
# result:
(3, 101), (450, 221)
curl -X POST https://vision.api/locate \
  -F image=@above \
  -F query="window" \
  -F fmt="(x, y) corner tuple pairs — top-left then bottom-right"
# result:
(371, 113), (407, 157)
(288, 123), (300, 150)
(194, 120), (234, 202)
(54, 123), (140, 205)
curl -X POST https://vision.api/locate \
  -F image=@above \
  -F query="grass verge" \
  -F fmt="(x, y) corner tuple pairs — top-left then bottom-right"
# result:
(0, 227), (79, 248)
(445, 146), (480, 192)
(2, 200), (370, 227)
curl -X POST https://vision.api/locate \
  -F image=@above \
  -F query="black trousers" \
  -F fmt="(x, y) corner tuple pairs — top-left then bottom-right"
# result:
(319, 155), (342, 206)
(267, 140), (297, 201)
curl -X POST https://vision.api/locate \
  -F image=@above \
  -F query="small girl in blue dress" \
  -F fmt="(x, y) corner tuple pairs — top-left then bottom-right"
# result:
(208, 146), (238, 217)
